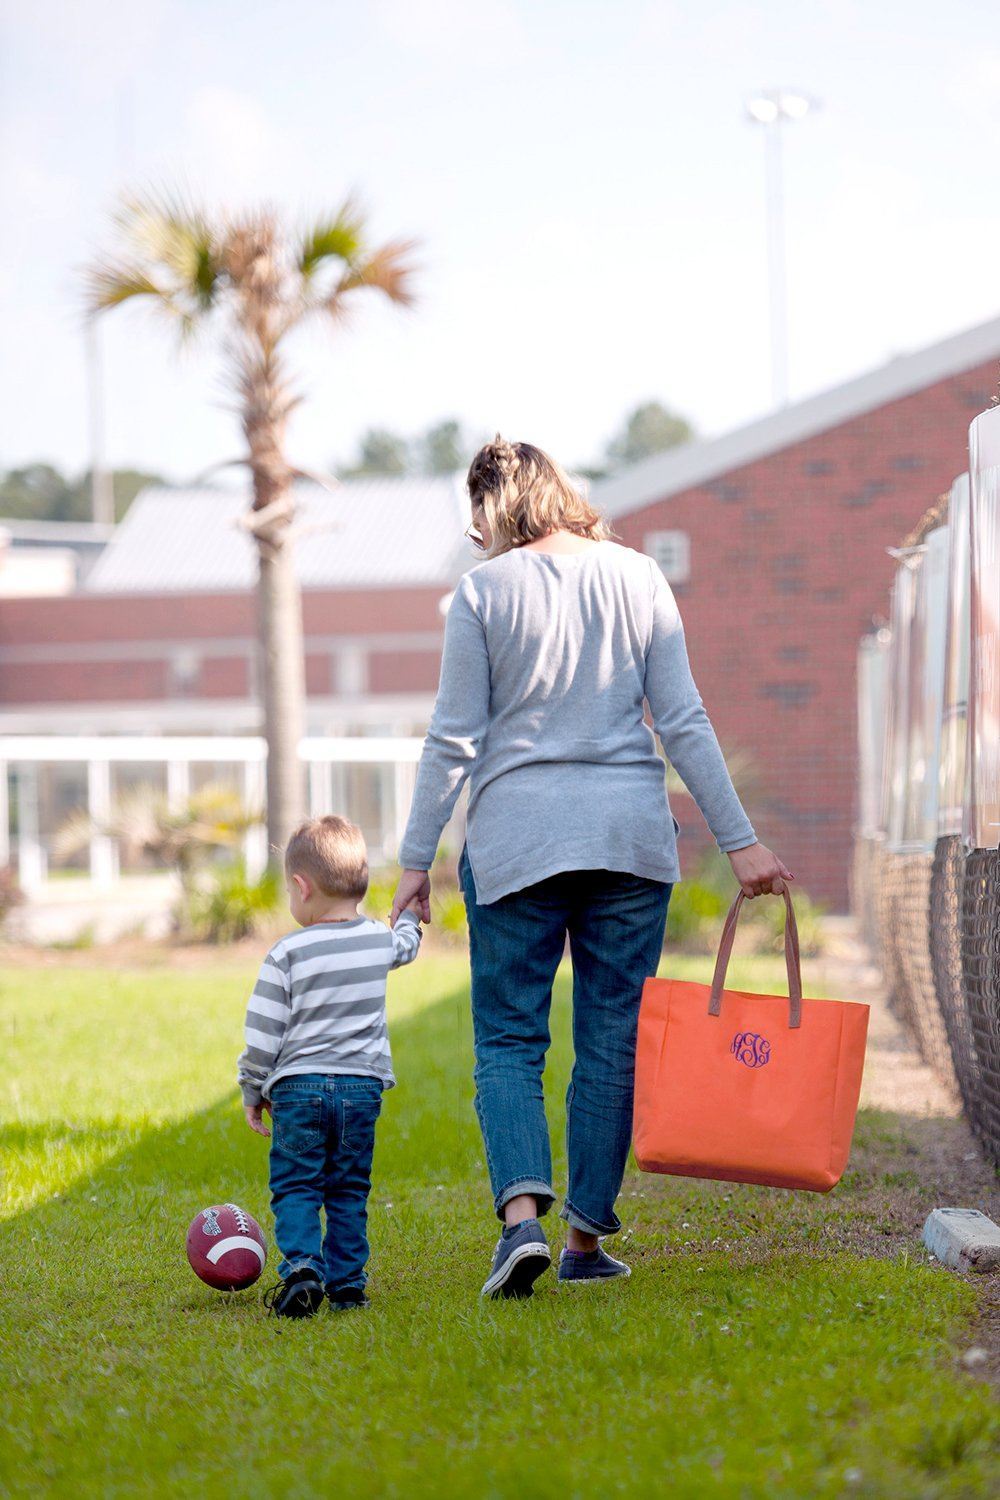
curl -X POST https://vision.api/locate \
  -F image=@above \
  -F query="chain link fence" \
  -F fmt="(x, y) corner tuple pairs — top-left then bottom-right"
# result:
(930, 835), (985, 1134)
(961, 849), (1000, 1154)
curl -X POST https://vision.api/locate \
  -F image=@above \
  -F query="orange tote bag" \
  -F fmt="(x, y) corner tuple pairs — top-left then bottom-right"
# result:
(633, 886), (869, 1192)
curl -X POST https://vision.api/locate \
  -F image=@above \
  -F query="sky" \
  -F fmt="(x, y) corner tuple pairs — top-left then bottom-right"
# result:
(2, 0), (1000, 484)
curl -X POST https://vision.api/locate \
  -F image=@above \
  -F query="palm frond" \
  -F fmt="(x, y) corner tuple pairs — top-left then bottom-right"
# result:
(53, 782), (260, 873)
(298, 197), (366, 278)
(108, 189), (223, 309)
(325, 236), (421, 321)
(84, 261), (166, 312)
(51, 809), (97, 862)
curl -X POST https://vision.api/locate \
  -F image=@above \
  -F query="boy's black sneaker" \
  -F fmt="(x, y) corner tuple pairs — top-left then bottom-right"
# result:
(263, 1267), (324, 1319)
(326, 1284), (370, 1312)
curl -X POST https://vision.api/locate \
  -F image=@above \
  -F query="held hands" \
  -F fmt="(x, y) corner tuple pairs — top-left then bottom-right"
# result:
(727, 842), (793, 899)
(244, 1100), (272, 1137)
(390, 868), (432, 927)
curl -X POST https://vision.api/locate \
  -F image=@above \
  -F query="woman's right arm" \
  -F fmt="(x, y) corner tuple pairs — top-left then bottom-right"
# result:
(394, 575), (490, 910)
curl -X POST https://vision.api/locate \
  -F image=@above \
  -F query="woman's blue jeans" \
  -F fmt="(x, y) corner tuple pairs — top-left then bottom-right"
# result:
(459, 848), (672, 1236)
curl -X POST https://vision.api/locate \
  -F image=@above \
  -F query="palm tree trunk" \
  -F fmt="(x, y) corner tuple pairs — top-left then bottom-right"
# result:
(230, 219), (310, 861)
(257, 527), (306, 862)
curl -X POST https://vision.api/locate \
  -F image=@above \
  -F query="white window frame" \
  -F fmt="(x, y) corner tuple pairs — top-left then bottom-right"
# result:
(645, 530), (691, 584)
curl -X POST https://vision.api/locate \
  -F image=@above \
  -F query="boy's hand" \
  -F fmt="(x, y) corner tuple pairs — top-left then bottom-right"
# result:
(244, 1100), (272, 1137)
(404, 896), (423, 918)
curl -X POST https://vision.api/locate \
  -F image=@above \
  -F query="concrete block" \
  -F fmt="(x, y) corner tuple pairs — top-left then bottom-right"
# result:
(921, 1208), (1000, 1273)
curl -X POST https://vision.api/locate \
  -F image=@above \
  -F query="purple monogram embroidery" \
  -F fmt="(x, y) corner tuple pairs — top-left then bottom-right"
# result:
(731, 1031), (771, 1068)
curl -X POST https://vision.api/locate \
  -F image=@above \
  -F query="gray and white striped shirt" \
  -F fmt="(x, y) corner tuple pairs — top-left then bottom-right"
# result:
(237, 912), (422, 1105)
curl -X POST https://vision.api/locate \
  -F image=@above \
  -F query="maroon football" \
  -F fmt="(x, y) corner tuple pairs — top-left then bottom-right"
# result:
(185, 1203), (267, 1290)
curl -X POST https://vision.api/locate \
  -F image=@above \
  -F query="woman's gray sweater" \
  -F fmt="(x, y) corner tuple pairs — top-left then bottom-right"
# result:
(398, 540), (755, 905)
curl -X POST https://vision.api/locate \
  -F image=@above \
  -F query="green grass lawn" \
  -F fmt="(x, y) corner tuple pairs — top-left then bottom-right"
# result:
(1, 952), (998, 1498)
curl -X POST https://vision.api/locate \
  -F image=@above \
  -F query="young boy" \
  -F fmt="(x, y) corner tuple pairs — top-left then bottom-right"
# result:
(237, 815), (422, 1318)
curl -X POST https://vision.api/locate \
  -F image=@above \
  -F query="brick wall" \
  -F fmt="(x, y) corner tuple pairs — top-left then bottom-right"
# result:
(0, 585), (449, 713)
(613, 360), (997, 907)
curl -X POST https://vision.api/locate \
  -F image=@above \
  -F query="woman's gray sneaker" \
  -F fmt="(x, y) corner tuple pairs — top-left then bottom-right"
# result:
(481, 1218), (552, 1299)
(557, 1246), (631, 1285)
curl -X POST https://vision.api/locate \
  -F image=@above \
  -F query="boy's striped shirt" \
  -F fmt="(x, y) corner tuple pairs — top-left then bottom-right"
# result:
(237, 912), (421, 1106)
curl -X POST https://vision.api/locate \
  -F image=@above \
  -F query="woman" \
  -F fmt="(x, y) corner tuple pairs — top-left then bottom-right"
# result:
(391, 436), (790, 1299)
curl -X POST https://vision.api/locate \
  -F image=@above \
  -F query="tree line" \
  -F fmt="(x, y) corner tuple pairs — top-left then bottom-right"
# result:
(0, 402), (694, 525)
(0, 465), (166, 525)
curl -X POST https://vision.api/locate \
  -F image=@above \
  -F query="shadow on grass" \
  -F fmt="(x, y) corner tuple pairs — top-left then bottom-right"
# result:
(5, 950), (998, 1334)
(2, 972), (591, 1302)
(1, 981), (482, 1264)
(3, 960), (992, 1312)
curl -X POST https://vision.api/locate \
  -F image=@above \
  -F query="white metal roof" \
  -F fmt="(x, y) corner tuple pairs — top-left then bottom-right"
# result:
(0, 518), (115, 547)
(592, 314), (1000, 520)
(84, 476), (471, 594)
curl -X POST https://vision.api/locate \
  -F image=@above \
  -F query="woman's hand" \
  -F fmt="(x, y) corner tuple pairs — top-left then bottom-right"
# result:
(390, 868), (432, 926)
(727, 842), (793, 899)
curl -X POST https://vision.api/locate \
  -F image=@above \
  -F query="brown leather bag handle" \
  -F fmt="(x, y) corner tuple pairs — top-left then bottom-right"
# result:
(708, 882), (802, 1028)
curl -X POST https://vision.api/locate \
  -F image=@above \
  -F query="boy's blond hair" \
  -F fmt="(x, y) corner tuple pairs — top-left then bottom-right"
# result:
(284, 815), (369, 899)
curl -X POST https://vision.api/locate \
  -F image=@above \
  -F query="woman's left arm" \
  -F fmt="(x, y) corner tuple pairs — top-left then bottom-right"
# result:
(392, 576), (490, 923)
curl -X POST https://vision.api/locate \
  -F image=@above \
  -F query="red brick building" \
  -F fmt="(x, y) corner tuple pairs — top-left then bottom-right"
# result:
(0, 478), (470, 738)
(597, 317), (1000, 904)
(3, 319), (999, 904)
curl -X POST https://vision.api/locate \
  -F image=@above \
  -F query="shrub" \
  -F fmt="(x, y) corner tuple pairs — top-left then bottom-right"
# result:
(665, 876), (730, 951)
(365, 865), (468, 943)
(184, 860), (284, 944)
(363, 876), (397, 925)
(432, 886), (468, 939)
(665, 849), (733, 951)
(665, 849), (826, 956)
(751, 884), (826, 958)
(0, 865), (23, 929)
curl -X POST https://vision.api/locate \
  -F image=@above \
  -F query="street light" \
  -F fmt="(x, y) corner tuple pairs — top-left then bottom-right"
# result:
(745, 89), (819, 407)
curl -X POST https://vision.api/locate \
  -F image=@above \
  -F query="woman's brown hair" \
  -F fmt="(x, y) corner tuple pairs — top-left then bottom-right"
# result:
(466, 434), (611, 558)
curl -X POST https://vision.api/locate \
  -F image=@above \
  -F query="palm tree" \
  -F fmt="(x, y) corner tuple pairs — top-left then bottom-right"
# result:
(85, 193), (418, 860)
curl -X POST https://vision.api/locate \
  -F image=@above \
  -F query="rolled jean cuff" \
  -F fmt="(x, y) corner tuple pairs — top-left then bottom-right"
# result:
(560, 1198), (622, 1237)
(494, 1177), (556, 1222)
(279, 1257), (324, 1280)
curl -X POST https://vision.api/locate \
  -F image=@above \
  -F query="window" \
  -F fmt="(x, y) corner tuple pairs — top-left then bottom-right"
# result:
(168, 649), (201, 696)
(645, 530), (691, 584)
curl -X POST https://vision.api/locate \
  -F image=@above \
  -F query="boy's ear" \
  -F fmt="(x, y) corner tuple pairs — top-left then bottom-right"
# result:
(291, 872), (311, 902)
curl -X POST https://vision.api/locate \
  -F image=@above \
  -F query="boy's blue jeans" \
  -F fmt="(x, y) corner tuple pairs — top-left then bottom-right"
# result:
(459, 848), (672, 1236)
(268, 1074), (383, 1290)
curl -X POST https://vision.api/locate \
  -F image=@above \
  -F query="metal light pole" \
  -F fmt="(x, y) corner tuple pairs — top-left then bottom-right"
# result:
(86, 320), (115, 527)
(85, 83), (137, 530)
(746, 89), (818, 408)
